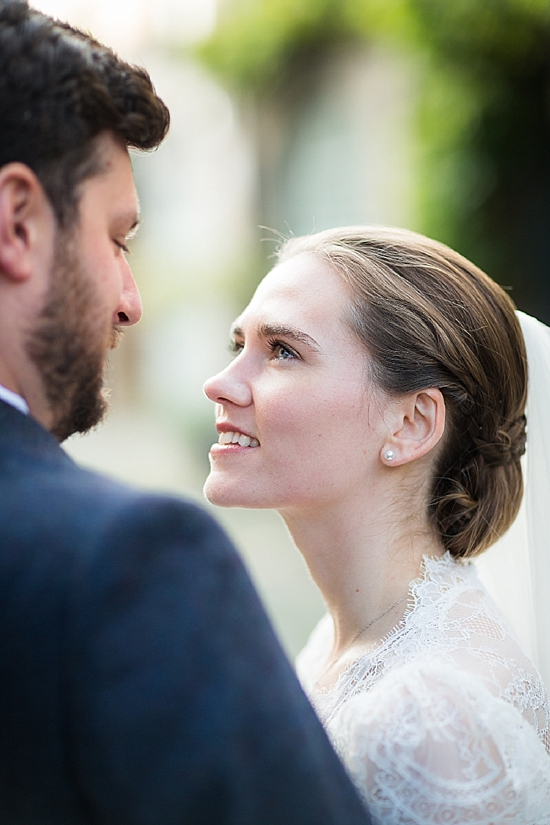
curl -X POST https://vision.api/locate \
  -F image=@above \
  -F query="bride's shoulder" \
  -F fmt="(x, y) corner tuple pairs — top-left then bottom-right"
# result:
(330, 657), (550, 824)
(333, 655), (538, 734)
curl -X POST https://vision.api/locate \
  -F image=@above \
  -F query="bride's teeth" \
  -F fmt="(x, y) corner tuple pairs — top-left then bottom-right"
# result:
(217, 430), (260, 447)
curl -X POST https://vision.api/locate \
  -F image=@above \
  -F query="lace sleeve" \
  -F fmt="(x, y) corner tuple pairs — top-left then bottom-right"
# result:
(329, 659), (550, 825)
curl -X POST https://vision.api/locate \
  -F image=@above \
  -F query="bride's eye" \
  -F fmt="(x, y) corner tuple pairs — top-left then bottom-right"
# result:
(267, 338), (298, 361)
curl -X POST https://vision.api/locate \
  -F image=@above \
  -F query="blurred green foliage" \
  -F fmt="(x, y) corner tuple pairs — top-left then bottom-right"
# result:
(200, 0), (550, 317)
(199, 0), (420, 92)
(412, 0), (550, 316)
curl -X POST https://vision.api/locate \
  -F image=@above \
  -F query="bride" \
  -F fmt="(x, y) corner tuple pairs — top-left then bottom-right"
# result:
(203, 226), (550, 823)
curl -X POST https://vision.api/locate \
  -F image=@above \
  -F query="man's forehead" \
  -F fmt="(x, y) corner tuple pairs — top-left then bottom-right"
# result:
(86, 132), (135, 183)
(78, 137), (139, 223)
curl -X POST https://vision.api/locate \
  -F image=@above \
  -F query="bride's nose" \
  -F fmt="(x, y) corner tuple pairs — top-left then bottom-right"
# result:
(203, 362), (252, 408)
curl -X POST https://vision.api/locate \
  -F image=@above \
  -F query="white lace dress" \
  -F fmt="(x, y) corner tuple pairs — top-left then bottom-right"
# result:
(296, 553), (550, 824)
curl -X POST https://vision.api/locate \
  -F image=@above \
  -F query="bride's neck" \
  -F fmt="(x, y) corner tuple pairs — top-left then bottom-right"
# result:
(280, 498), (443, 650)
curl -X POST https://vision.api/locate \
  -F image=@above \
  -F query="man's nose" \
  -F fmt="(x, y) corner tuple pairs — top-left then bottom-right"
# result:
(115, 260), (142, 326)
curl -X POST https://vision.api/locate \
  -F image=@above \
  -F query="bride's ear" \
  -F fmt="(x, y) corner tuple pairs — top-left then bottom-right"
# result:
(380, 388), (445, 467)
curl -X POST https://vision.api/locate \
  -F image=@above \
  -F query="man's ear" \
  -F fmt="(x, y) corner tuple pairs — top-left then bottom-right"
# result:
(0, 163), (53, 283)
(380, 388), (445, 467)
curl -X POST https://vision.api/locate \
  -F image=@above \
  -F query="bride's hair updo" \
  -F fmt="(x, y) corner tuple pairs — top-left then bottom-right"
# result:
(279, 226), (527, 559)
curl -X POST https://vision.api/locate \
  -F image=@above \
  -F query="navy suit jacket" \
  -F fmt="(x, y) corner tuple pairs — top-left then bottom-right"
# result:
(0, 400), (370, 824)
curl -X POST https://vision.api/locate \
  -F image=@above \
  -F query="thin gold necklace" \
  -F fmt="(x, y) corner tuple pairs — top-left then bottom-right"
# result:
(315, 592), (408, 687)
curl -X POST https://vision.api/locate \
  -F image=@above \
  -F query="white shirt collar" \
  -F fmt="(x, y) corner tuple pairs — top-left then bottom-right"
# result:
(0, 384), (29, 415)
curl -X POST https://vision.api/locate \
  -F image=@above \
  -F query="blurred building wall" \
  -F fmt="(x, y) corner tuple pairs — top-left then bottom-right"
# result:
(255, 44), (418, 237)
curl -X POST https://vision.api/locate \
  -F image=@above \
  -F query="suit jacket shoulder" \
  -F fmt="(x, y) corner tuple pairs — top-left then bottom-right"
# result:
(0, 401), (371, 825)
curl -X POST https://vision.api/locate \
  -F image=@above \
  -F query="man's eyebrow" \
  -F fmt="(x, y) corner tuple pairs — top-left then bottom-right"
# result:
(127, 218), (141, 239)
(116, 212), (141, 237)
(127, 213), (141, 236)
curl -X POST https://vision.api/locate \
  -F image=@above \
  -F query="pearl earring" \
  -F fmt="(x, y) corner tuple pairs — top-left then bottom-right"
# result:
(384, 449), (395, 461)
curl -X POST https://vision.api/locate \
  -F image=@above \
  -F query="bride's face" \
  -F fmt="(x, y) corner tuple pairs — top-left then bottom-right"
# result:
(203, 252), (390, 512)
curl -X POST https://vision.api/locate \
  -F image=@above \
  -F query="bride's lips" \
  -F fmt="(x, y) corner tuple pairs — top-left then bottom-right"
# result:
(210, 423), (260, 454)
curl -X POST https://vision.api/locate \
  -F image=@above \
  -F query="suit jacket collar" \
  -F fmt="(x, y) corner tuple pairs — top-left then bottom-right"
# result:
(0, 399), (74, 467)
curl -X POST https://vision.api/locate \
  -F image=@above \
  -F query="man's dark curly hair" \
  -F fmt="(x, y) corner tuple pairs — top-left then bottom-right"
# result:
(0, 0), (170, 227)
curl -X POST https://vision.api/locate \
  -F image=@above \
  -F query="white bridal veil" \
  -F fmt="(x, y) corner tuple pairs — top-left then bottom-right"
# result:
(476, 311), (550, 692)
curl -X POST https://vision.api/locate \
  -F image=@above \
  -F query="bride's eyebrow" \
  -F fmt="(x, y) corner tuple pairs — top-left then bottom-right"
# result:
(259, 323), (320, 352)
(230, 322), (321, 352)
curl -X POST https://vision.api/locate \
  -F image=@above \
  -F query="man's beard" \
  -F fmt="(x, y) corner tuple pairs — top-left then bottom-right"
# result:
(26, 235), (121, 442)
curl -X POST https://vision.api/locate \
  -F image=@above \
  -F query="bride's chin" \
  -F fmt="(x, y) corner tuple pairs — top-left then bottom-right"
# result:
(202, 477), (220, 505)
(203, 475), (240, 508)
(203, 474), (273, 510)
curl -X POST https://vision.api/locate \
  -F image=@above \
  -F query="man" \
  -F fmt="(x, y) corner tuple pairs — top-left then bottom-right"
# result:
(0, 2), (371, 823)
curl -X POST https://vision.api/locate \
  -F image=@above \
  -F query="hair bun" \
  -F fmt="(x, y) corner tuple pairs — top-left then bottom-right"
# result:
(470, 414), (527, 467)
